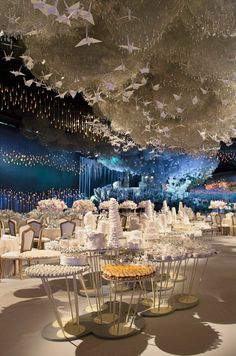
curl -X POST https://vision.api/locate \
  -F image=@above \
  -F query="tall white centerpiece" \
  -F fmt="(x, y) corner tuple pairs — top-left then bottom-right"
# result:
(162, 200), (169, 213)
(145, 200), (154, 221)
(108, 198), (123, 248)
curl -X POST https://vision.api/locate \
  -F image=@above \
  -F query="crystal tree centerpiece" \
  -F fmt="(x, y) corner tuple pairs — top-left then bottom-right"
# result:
(145, 200), (154, 221)
(108, 198), (123, 248)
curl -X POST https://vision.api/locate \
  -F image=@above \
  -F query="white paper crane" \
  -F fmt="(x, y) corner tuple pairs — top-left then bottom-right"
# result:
(155, 100), (167, 110)
(56, 13), (73, 26)
(176, 107), (185, 114)
(192, 96), (198, 105)
(114, 60), (126, 72)
(77, 2), (94, 25)
(3, 51), (14, 61)
(41, 72), (53, 81)
(152, 83), (160, 91)
(197, 129), (207, 140)
(200, 87), (208, 95)
(119, 8), (140, 22)
(119, 36), (140, 54)
(69, 90), (77, 98)
(64, 0), (81, 17)
(173, 93), (181, 101)
(10, 67), (25, 77)
(23, 78), (34, 87)
(139, 63), (150, 74)
(55, 90), (68, 99)
(75, 25), (102, 47)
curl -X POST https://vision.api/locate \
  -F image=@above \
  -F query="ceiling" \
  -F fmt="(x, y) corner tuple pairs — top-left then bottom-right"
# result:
(0, 0), (236, 162)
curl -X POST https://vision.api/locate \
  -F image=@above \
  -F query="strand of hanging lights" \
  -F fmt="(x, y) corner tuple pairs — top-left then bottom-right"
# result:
(0, 78), (110, 143)
(0, 147), (86, 175)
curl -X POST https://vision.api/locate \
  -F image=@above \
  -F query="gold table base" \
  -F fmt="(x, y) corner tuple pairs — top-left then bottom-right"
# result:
(93, 313), (118, 325)
(178, 294), (199, 304)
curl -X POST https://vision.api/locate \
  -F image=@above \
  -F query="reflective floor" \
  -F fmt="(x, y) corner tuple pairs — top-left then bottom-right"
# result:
(1, 236), (236, 356)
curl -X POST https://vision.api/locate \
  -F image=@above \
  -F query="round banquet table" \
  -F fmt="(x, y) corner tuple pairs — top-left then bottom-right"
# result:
(25, 264), (91, 341)
(0, 235), (20, 277)
(42, 227), (61, 240)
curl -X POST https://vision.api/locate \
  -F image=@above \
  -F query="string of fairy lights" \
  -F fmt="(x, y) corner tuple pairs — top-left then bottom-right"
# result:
(0, 78), (111, 143)
(0, 188), (86, 212)
(217, 150), (236, 163)
(0, 147), (86, 175)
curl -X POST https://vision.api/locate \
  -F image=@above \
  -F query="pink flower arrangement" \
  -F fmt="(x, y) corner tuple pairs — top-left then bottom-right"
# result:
(37, 198), (67, 215)
(119, 200), (137, 210)
(99, 200), (110, 210)
(72, 199), (96, 214)
(138, 201), (149, 208)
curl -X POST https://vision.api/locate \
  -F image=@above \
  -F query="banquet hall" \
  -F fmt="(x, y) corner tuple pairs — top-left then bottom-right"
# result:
(0, 1), (236, 356)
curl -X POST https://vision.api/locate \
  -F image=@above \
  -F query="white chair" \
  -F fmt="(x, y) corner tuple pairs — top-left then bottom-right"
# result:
(60, 221), (76, 237)
(0, 228), (35, 279)
(27, 220), (50, 248)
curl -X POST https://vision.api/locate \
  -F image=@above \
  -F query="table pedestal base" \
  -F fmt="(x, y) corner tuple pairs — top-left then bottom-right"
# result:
(141, 303), (175, 317)
(85, 303), (108, 313)
(93, 316), (145, 339)
(93, 313), (118, 325)
(42, 318), (91, 341)
(168, 293), (199, 310)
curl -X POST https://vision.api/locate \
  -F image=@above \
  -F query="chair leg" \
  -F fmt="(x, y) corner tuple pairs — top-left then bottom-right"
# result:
(0, 258), (3, 279)
(13, 260), (17, 276)
(19, 259), (23, 280)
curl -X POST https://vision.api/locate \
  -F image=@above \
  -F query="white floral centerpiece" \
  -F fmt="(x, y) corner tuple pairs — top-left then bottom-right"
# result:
(72, 199), (96, 214)
(99, 200), (110, 210)
(37, 198), (67, 215)
(209, 200), (227, 210)
(138, 201), (148, 208)
(119, 200), (137, 210)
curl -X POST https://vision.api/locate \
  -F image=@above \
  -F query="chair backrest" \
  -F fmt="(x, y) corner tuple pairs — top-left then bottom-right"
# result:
(120, 215), (127, 229)
(8, 219), (17, 236)
(215, 214), (222, 225)
(70, 218), (80, 226)
(21, 228), (35, 252)
(36, 229), (44, 249)
(28, 220), (42, 238)
(0, 219), (3, 238)
(27, 218), (38, 224)
(19, 224), (31, 244)
(58, 218), (68, 224)
(60, 221), (76, 237)
(232, 215), (236, 226)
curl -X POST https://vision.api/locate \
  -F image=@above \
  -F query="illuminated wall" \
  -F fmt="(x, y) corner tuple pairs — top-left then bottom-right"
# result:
(0, 125), (124, 209)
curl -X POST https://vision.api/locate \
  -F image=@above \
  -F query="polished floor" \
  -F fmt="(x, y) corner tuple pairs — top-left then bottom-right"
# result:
(1, 236), (236, 356)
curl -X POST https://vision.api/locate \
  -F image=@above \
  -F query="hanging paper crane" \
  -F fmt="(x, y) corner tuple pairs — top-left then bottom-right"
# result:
(75, 25), (102, 47)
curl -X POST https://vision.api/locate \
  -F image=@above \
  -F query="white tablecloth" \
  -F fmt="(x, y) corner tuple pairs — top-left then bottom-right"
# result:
(0, 235), (20, 277)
